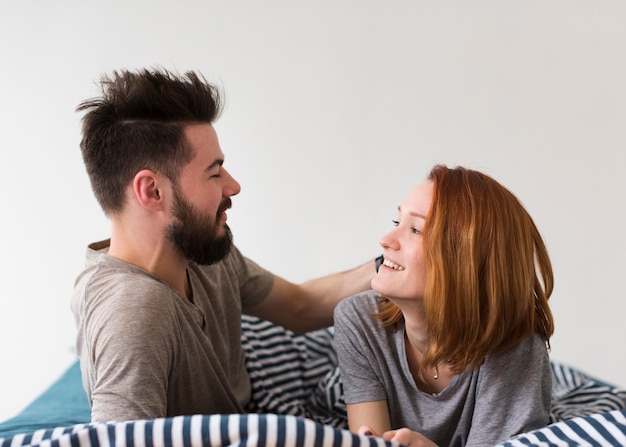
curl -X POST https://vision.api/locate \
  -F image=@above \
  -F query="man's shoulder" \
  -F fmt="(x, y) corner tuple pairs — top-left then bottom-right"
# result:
(80, 253), (162, 289)
(74, 247), (177, 311)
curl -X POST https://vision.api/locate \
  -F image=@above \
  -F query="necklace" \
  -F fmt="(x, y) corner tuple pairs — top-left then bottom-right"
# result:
(433, 364), (439, 380)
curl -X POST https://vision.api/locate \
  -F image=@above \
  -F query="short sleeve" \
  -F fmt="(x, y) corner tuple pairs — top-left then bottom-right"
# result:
(87, 279), (178, 421)
(334, 293), (388, 404)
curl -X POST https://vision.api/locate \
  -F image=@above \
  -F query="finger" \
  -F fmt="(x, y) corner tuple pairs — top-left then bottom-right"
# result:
(382, 430), (397, 441)
(387, 428), (413, 446)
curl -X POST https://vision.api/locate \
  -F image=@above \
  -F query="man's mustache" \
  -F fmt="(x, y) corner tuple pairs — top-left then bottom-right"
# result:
(217, 198), (232, 218)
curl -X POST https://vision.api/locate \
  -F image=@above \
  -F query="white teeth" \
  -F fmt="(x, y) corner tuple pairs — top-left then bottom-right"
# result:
(383, 259), (405, 271)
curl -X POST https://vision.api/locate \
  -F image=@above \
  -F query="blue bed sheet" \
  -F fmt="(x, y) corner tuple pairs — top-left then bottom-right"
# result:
(0, 362), (90, 438)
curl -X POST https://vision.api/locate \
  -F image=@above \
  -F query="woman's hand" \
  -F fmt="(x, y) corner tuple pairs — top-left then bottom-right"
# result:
(383, 428), (438, 447)
(359, 426), (438, 447)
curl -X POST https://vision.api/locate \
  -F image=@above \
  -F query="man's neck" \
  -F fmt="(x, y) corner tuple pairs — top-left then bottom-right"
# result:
(108, 223), (191, 300)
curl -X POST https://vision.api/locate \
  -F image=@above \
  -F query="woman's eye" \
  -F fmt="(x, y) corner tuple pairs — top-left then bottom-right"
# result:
(392, 219), (421, 234)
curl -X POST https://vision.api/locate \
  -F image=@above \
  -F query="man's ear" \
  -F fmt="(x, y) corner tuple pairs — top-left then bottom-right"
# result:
(133, 169), (167, 211)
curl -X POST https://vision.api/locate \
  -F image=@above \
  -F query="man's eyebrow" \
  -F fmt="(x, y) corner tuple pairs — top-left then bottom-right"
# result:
(205, 158), (224, 171)
(398, 205), (426, 220)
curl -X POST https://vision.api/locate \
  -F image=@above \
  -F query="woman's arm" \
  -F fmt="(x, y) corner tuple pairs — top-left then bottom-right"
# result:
(347, 400), (391, 436)
(349, 402), (439, 447)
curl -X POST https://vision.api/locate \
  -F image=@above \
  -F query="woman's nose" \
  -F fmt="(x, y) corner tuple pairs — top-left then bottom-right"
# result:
(379, 229), (399, 250)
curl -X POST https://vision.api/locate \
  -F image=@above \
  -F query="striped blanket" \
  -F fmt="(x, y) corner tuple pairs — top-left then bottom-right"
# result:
(241, 316), (626, 428)
(1, 315), (625, 447)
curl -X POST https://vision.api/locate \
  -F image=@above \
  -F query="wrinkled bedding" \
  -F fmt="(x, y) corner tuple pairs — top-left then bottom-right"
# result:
(1, 315), (625, 446)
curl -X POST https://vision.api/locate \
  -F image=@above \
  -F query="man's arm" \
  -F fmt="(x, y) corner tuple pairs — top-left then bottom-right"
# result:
(244, 259), (377, 333)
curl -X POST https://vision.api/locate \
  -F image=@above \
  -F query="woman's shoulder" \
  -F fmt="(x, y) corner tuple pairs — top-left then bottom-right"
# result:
(334, 290), (386, 337)
(483, 333), (550, 371)
(335, 289), (380, 314)
(508, 333), (549, 357)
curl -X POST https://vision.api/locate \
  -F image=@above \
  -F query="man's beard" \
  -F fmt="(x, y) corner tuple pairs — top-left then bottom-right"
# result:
(166, 190), (233, 265)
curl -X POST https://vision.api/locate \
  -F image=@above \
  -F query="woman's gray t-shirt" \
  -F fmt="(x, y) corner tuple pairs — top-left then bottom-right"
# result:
(334, 290), (551, 447)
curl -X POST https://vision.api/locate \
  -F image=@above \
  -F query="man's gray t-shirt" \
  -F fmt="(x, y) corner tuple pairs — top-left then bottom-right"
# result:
(71, 240), (274, 422)
(334, 290), (551, 447)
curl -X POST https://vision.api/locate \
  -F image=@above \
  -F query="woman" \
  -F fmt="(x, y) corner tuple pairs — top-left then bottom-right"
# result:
(334, 165), (555, 447)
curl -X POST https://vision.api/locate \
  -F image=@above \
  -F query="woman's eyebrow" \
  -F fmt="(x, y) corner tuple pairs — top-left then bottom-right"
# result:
(398, 205), (426, 220)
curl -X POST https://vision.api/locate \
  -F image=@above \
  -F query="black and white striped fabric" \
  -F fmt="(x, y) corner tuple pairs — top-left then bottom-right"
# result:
(497, 409), (626, 446)
(3, 411), (626, 447)
(241, 315), (626, 425)
(0, 414), (393, 447)
(1, 314), (625, 447)
(241, 315), (347, 427)
(550, 360), (626, 423)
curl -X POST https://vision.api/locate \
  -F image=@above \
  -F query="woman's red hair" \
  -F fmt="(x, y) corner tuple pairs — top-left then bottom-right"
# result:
(378, 165), (554, 381)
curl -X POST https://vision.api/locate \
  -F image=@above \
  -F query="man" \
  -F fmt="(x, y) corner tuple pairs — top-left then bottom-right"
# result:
(71, 68), (375, 422)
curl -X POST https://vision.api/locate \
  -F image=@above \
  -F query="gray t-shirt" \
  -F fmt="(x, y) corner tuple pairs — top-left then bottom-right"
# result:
(71, 240), (274, 422)
(334, 290), (552, 447)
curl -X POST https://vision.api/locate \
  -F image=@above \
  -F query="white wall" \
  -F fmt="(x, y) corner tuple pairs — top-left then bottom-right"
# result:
(1, 1), (624, 421)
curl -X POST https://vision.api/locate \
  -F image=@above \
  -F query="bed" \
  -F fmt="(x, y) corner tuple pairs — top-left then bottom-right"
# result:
(1, 315), (625, 447)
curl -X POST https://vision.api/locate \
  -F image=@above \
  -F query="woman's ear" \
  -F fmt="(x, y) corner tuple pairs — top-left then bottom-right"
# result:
(133, 169), (167, 211)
